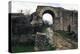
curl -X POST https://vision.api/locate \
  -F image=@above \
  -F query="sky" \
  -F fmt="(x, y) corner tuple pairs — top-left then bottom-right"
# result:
(11, 1), (78, 14)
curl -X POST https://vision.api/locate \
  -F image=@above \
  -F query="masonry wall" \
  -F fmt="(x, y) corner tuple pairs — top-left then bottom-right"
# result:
(61, 10), (78, 33)
(36, 6), (78, 34)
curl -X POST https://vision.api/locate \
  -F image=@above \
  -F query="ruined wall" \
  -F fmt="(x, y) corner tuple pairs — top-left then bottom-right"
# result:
(36, 6), (78, 33)
(62, 10), (78, 33)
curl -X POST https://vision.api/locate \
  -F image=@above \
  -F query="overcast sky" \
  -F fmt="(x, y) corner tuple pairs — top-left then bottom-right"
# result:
(11, 1), (78, 14)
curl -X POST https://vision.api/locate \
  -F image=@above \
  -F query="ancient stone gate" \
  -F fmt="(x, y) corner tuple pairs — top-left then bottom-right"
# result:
(35, 6), (78, 33)
(32, 6), (78, 51)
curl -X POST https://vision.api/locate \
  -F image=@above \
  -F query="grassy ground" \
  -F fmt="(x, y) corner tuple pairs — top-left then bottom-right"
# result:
(55, 30), (78, 42)
(53, 30), (78, 49)
(11, 43), (55, 53)
(11, 30), (78, 53)
(12, 45), (34, 53)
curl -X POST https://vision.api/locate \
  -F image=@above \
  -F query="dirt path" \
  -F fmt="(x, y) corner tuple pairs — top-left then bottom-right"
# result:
(53, 32), (78, 50)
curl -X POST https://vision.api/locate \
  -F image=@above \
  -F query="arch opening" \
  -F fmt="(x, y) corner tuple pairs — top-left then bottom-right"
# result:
(42, 13), (53, 25)
(42, 10), (55, 25)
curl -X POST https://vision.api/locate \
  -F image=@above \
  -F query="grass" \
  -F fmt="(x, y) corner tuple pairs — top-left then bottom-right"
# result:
(11, 43), (56, 53)
(12, 45), (34, 53)
(55, 30), (77, 42)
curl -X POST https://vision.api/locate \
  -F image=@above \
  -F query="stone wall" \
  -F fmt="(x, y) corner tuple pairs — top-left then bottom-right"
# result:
(34, 32), (54, 51)
(36, 6), (78, 34)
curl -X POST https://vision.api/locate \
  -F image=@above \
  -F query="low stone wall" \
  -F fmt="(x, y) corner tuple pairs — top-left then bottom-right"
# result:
(34, 32), (54, 51)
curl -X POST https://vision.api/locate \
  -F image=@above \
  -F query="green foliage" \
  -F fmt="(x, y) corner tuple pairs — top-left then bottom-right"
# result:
(47, 44), (56, 50)
(55, 30), (78, 42)
(12, 45), (34, 53)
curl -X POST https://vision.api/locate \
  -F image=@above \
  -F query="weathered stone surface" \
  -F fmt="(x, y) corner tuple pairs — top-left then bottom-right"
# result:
(34, 32), (52, 51)
(34, 26), (54, 51)
(36, 6), (78, 34)
(46, 27), (54, 45)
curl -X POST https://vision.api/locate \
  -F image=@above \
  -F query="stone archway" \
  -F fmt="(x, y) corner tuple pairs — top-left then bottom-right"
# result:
(36, 6), (58, 18)
(31, 6), (58, 28)
(34, 6), (57, 51)
(41, 10), (55, 45)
